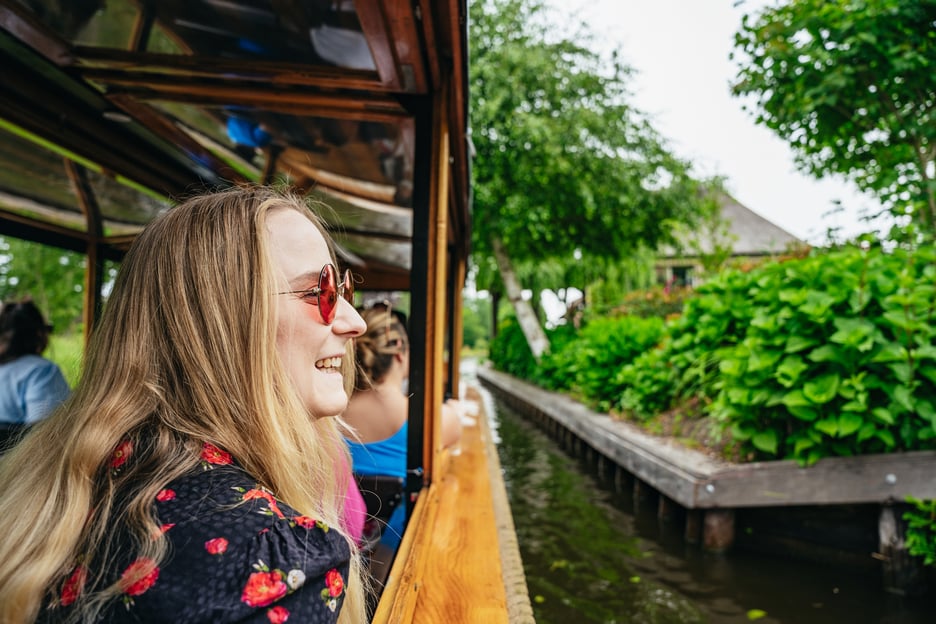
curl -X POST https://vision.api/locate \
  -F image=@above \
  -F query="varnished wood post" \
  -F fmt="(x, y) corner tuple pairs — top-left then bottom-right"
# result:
(703, 509), (735, 553)
(65, 161), (104, 343)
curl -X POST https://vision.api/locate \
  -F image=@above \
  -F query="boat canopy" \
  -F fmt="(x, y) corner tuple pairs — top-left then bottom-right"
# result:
(0, 0), (471, 292)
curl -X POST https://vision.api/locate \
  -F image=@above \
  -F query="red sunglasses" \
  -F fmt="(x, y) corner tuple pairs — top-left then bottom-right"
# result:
(278, 264), (354, 324)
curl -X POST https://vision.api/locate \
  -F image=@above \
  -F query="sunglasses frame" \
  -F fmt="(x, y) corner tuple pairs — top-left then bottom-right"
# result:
(278, 263), (354, 324)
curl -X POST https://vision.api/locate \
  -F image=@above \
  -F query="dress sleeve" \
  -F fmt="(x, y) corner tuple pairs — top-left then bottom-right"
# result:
(22, 360), (69, 425)
(112, 467), (352, 624)
(229, 520), (350, 623)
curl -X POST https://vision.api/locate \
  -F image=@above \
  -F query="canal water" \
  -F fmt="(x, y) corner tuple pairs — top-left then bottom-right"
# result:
(474, 383), (936, 624)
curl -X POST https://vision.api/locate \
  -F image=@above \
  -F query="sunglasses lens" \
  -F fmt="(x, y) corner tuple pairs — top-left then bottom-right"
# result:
(319, 264), (338, 324)
(342, 270), (354, 304)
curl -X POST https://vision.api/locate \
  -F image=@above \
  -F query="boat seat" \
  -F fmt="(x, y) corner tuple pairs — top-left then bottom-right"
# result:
(353, 473), (404, 552)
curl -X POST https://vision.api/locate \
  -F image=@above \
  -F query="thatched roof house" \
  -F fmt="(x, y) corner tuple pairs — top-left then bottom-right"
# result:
(657, 192), (804, 287)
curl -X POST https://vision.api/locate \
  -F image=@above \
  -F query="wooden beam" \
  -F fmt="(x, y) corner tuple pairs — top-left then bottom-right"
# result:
(63, 160), (105, 339)
(75, 47), (384, 91)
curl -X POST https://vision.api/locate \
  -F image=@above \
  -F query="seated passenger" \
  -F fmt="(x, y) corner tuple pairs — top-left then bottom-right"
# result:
(343, 304), (462, 585)
(0, 187), (369, 623)
(0, 299), (70, 452)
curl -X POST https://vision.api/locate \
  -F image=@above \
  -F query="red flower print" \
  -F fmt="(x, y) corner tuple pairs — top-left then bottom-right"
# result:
(325, 569), (344, 598)
(110, 440), (132, 469)
(60, 565), (86, 607)
(243, 488), (284, 519)
(292, 515), (316, 529)
(155, 488), (176, 502)
(119, 558), (160, 597)
(267, 605), (290, 623)
(241, 570), (288, 607)
(159, 523), (175, 534)
(205, 537), (229, 555)
(201, 442), (233, 465)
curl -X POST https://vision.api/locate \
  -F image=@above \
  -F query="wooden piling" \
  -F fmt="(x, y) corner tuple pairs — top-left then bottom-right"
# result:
(703, 509), (735, 553)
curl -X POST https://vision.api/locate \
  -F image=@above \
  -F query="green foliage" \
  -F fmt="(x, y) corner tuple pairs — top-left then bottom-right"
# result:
(609, 285), (691, 320)
(47, 332), (84, 387)
(564, 317), (664, 412)
(494, 239), (936, 467)
(497, 316), (664, 413)
(616, 277), (754, 421)
(904, 497), (936, 566)
(461, 294), (493, 350)
(489, 316), (538, 380)
(732, 0), (936, 232)
(709, 244), (936, 463)
(0, 236), (86, 333)
(617, 347), (677, 420)
(468, 0), (704, 291)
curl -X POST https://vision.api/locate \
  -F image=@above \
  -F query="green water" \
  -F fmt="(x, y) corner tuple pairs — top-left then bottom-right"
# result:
(489, 394), (936, 624)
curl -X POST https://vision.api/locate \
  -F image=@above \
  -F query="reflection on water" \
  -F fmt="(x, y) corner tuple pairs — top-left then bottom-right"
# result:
(487, 391), (936, 624)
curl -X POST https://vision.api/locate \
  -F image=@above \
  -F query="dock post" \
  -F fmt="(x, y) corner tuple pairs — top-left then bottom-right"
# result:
(703, 509), (735, 553)
(878, 504), (925, 595)
(633, 478), (652, 514)
(658, 495), (678, 524)
(685, 509), (702, 544)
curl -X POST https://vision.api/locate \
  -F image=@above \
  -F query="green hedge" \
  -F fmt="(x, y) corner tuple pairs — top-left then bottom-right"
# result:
(493, 242), (936, 466)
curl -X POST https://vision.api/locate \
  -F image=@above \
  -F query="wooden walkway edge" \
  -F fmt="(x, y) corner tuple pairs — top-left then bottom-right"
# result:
(478, 366), (936, 592)
(478, 366), (936, 508)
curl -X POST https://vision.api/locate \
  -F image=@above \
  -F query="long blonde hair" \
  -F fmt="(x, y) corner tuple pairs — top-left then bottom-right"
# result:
(0, 186), (365, 623)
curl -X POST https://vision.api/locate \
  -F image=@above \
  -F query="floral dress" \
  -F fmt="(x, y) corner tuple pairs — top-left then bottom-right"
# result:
(45, 442), (349, 623)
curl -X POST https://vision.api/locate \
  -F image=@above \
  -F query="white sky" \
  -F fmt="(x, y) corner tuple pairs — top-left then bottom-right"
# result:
(545, 0), (881, 244)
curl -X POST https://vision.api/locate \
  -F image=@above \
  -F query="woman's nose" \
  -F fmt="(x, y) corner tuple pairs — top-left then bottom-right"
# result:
(332, 298), (366, 337)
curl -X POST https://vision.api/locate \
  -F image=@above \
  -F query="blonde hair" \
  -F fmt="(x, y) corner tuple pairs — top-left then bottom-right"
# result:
(0, 186), (365, 623)
(353, 306), (408, 391)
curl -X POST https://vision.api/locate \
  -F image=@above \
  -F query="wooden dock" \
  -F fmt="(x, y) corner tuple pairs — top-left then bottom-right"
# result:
(478, 366), (936, 593)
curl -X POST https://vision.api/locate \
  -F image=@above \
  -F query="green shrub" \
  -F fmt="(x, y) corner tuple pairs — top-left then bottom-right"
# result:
(904, 497), (936, 566)
(489, 316), (538, 380)
(709, 244), (936, 463)
(565, 316), (664, 412)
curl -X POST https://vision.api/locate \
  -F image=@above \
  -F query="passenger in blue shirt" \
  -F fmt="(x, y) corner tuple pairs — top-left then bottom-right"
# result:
(0, 299), (70, 450)
(343, 304), (461, 586)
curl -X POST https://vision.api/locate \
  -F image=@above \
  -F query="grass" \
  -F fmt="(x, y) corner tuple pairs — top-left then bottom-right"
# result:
(46, 332), (85, 387)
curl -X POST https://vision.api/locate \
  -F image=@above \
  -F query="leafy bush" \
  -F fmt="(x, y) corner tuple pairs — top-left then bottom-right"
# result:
(559, 316), (664, 412)
(488, 316), (538, 380)
(709, 244), (936, 463)
(492, 242), (936, 468)
(616, 273), (759, 420)
(610, 285), (691, 319)
(905, 497), (936, 566)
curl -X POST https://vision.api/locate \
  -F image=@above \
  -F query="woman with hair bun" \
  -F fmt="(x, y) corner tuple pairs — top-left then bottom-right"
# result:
(0, 298), (70, 451)
(0, 186), (369, 623)
(343, 304), (462, 584)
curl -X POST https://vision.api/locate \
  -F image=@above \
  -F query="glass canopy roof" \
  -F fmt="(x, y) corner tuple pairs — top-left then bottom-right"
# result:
(0, 0), (470, 288)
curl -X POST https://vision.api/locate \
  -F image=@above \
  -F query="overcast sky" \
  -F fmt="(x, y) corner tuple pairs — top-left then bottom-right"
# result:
(545, 0), (880, 244)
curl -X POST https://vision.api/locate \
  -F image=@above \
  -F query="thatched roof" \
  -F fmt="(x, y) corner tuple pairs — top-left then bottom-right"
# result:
(661, 192), (803, 258)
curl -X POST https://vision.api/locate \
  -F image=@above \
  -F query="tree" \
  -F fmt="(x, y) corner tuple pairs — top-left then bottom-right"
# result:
(469, 0), (703, 357)
(0, 236), (86, 333)
(732, 0), (936, 235)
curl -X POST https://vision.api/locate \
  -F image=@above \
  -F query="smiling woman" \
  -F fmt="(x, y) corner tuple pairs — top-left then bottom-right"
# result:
(267, 207), (366, 419)
(0, 186), (369, 624)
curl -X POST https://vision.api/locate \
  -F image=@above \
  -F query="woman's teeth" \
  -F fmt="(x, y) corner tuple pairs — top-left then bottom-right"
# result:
(315, 357), (341, 371)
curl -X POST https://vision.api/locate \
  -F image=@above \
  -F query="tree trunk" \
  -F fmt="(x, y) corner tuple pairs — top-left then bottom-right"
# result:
(491, 237), (550, 359)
